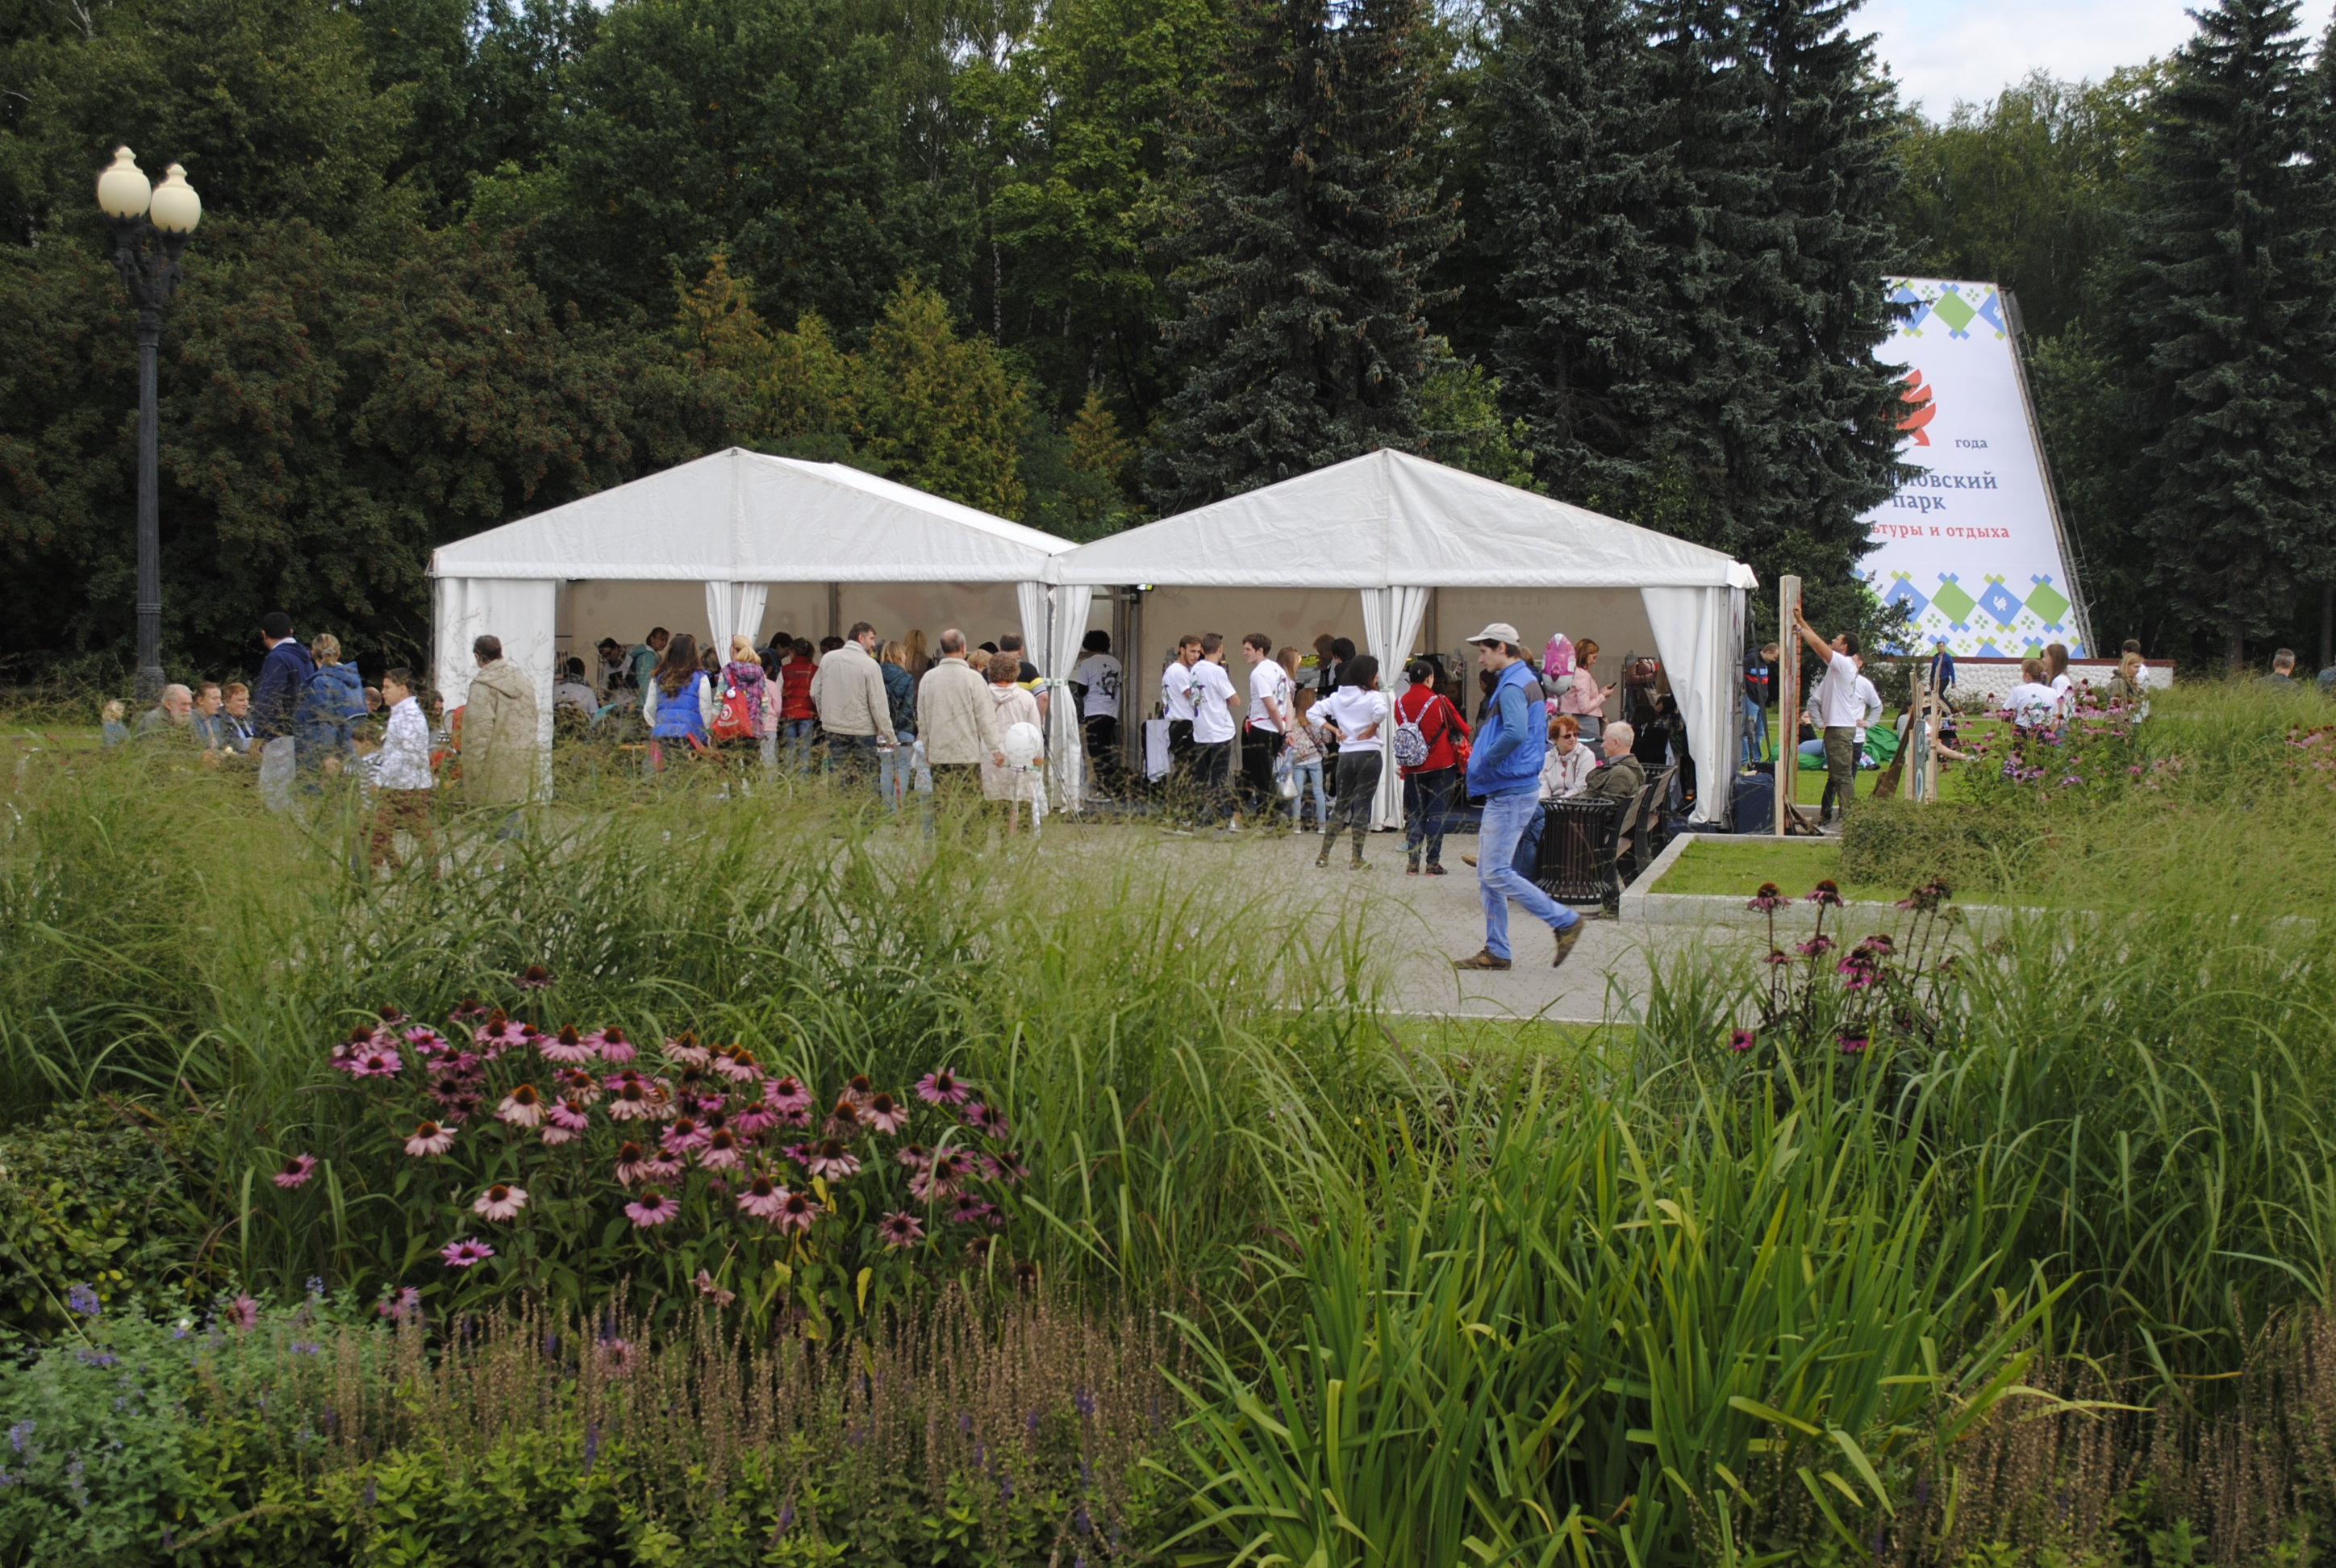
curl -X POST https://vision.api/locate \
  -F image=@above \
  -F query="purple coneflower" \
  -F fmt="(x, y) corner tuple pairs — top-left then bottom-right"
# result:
(895, 1143), (932, 1170)
(1838, 1034), (1869, 1055)
(713, 1048), (760, 1082)
(497, 1084), (548, 1127)
(699, 1129), (745, 1170)
(540, 1125), (578, 1147)
(694, 1269), (736, 1307)
(738, 1174), (789, 1220)
(948, 1193), (1002, 1228)
(824, 1098), (862, 1137)
(987, 1150), (1030, 1183)
(273, 1153), (318, 1188)
(600, 1337), (636, 1371)
(734, 1100), (778, 1136)
(1796, 935), (1837, 958)
(1762, 949), (1792, 967)
(350, 1048), (404, 1078)
(559, 1069), (602, 1103)
(878, 1211), (926, 1249)
(765, 1076), (813, 1116)
(774, 1188), (819, 1234)
(844, 1074), (875, 1107)
(805, 1140), (861, 1180)
(378, 1286), (422, 1322)
(866, 1093), (911, 1135)
(516, 964), (553, 990)
(664, 1032), (711, 1068)
(1806, 880), (1844, 908)
(549, 1097), (592, 1132)
(429, 1074), (481, 1113)
(1746, 883), (1788, 913)
(403, 1025), (448, 1053)
(472, 1183), (529, 1222)
(613, 1141), (650, 1184)
(449, 996), (489, 1023)
(330, 1023), (385, 1070)
(963, 1101), (1010, 1139)
(590, 1025), (637, 1063)
(661, 1116), (707, 1157)
(916, 1070), (970, 1106)
(377, 1004), (409, 1025)
(607, 1082), (654, 1120)
(1729, 1029), (1757, 1053)
(540, 1025), (597, 1065)
(406, 1121), (457, 1157)
(441, 1236), (494, 1267)
(225, 1294), (261, 1329)
(624, 1190), (678, 1228)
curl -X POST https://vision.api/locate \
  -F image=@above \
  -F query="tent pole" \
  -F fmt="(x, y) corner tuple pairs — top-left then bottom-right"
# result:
(1776, 576), (1800, 836)
(827, 583), (841, 641)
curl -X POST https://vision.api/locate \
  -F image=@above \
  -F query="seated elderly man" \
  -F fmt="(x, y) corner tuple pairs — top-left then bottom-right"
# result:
(1470, 716), (1637, 882)
(135, 683), (199, 741)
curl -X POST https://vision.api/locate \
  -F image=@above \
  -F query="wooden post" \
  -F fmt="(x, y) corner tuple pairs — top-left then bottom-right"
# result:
(826, 582), (841, 642)
(1775, 576), (1800, 836)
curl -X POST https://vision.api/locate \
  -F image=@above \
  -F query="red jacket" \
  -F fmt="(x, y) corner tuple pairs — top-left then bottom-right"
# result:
(1395, 685), (1468, 774)
(780, 661), (816, 721)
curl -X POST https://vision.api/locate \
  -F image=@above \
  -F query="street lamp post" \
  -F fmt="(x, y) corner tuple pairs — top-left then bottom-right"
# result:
(95, 147), (202, 704)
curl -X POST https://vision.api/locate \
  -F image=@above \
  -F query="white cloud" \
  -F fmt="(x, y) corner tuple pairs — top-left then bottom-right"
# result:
(1865, 0), (2205, 118)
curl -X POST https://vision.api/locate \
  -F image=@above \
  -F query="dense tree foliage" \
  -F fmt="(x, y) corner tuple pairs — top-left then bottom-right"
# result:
(5, 0), (2334, 678)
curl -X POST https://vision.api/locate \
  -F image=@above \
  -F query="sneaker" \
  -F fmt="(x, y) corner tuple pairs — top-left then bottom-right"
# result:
(1349, 854), (1370, 871)
(1453, 949), (1512, 971)
(1315, 848), (1332, 868)
(1552, 924), (1583, 969)
(1426, 863), (1448, 876)
(1406, 854), (1421, 876)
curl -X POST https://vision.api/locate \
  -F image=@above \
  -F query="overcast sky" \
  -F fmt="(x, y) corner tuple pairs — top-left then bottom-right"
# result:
(1867, 0), (2206, 119)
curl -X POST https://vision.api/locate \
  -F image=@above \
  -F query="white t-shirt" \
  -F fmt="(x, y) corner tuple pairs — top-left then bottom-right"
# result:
(2005, 682), (2060, 728)
(1318, 686), (1389, 753)
(1814, 653), (1867, 729)
(1074, 653), (1123, 719)
(1162, 660), (1197, 722)
(1247, 659), (1293, 732)
(1191, 659), (1238, 744)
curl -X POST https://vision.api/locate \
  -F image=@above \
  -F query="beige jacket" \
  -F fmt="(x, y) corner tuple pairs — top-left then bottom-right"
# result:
(916, 657), (1004, 765)
(462, 658), (540, 806)
(810, 642), (895, 743)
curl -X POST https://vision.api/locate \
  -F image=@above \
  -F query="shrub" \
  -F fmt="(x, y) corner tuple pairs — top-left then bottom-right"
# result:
(0, 1104), (206, 1350)
(1836, 798), (2035, 892)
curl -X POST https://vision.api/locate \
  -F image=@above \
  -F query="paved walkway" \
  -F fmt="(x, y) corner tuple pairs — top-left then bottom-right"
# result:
(1040, 820), (1753, 1024)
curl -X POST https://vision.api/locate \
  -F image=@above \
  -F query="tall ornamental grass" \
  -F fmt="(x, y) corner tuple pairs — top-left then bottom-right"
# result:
(0, 749), (1386, 1322)
(1173, 1057), (2064, 1568)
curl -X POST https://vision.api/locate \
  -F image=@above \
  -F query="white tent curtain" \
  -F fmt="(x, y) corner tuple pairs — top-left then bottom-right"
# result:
(1362, 585), (1431, 828)
(1046, 585), (1095, 811)
(433, 575), (559, 793)
(703, 580), (769, 662)
(1640, 586), (1741, 825)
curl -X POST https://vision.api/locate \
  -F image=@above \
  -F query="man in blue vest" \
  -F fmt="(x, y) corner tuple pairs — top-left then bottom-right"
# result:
(1456, 623), (1583, 972)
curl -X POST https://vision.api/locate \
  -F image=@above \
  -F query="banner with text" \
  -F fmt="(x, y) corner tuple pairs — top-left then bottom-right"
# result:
(1858, 278), (2086, 657)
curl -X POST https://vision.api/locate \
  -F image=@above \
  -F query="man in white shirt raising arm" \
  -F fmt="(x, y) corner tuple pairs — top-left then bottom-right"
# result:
(1792, 607), (1867, 829)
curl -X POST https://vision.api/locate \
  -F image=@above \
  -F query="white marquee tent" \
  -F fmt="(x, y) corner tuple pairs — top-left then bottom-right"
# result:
(429, 448), (1091, 799)
(1046, 448), (1758, 826)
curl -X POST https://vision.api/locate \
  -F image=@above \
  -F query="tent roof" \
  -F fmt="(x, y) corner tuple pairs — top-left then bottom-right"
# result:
(429, 448), (1074, 582)
(1048, 448), (1757, 590)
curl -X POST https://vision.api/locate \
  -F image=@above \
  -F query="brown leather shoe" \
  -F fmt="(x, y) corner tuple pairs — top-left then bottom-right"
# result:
(1460, 853), (1479, 867)
(1453, 949), (1512, 971)
(1552, 924), (1583, 970)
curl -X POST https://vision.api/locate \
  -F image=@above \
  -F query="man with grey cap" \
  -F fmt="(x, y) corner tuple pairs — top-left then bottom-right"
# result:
(1456, 622), (1583, 971)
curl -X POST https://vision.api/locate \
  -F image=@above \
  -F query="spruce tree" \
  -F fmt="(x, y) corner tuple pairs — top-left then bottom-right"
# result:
(1147, 0), (1458, 511)
(1485, 0), (1671, 513)
(2126, 0), (2336, 667)
(1729, 0), (1908, 604)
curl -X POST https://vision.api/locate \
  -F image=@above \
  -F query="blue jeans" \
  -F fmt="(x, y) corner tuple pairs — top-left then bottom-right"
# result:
(1743, 697), (1767, 764)
(1288, 759), (1327, 827)
(783, 719), (814, 771)
(1477, 789), (1577, 961)
(878, 738), (911, 814)
(1512, 807), (1544, 881)
(830, 733), (881, 790)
